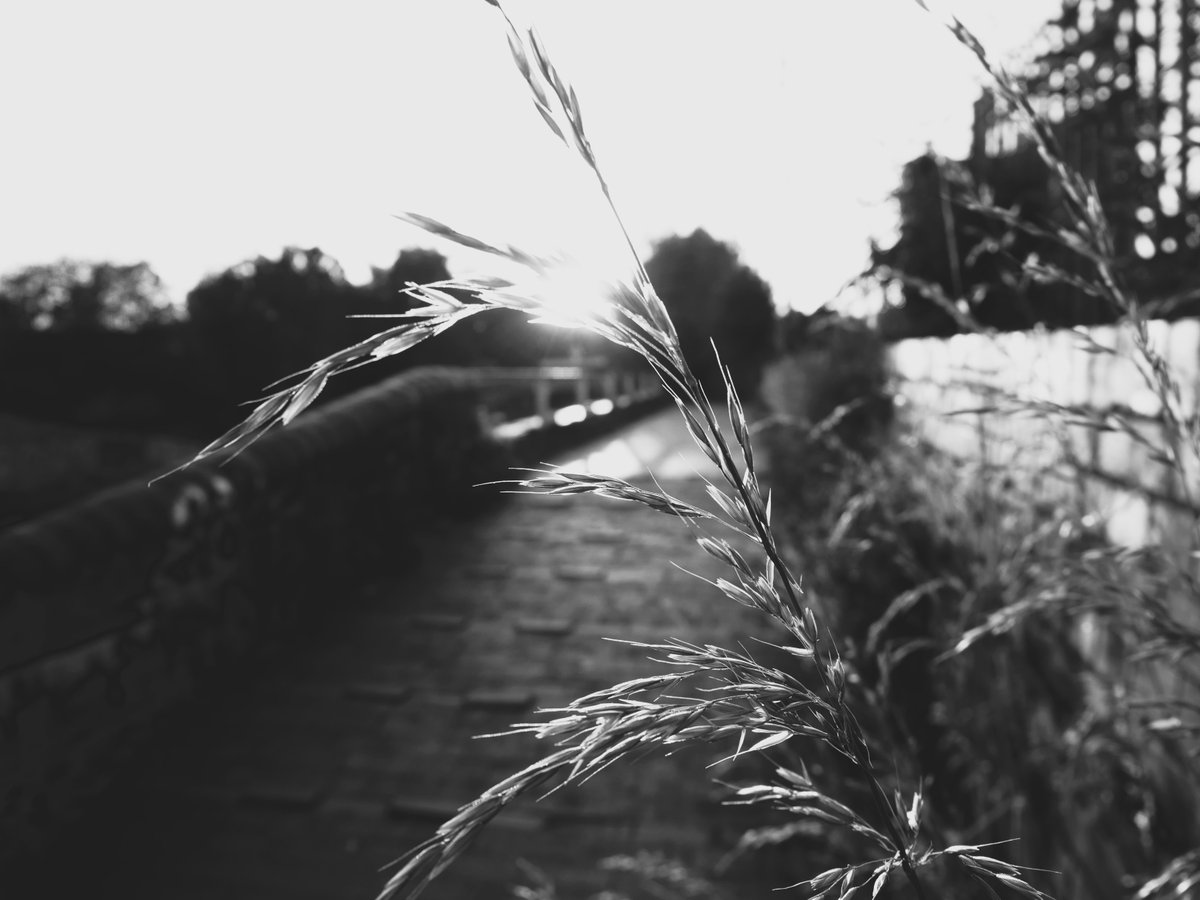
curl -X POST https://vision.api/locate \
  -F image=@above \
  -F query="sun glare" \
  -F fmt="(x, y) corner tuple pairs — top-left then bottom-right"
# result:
(523, 259), (627, 327)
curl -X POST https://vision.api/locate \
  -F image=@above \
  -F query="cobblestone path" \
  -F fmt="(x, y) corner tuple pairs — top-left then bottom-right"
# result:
(17, 413), (797, 900)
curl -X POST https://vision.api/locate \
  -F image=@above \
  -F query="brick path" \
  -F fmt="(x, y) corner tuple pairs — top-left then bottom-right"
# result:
(13, 411), (797, 900)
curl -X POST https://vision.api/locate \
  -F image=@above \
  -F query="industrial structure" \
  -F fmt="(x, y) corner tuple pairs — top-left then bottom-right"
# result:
(972, 0), (1200, 266)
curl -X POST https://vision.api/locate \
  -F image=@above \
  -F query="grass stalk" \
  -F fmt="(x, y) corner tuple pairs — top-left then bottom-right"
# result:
(184, 4), (1091, 898)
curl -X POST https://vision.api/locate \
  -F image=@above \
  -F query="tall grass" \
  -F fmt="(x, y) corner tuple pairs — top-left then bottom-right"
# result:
(757, 5), (1200, 899)
(768, 370), (1200, 898)
(184, 2), (1200, 898)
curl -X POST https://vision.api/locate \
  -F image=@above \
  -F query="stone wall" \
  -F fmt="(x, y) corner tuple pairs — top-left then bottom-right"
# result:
(0, 365), (661, 859)
(890, 320), (1200, 549)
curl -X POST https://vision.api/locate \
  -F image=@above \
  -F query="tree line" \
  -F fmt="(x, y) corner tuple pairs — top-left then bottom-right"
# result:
(872, 142), (1200, 340)
(0, 230), (776, 436)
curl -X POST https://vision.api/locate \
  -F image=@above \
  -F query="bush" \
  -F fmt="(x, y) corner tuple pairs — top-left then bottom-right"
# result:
(762, 312), (893, 463)
(645, 229), (777, 400)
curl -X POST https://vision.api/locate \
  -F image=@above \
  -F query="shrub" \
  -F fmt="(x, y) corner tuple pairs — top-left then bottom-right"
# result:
(762, 312), (893, 459)
(771, 409), (1200, 896)
(645, 229), (777, 400)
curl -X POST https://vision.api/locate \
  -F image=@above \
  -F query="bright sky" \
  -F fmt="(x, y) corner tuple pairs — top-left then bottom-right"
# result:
(0, 0), (1059, 314)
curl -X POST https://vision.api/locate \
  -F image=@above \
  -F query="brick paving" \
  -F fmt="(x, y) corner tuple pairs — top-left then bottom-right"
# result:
(11, 412), (799, 900)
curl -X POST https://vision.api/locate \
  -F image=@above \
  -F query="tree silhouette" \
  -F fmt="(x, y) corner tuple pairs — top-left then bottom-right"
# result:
(365, 248), (455, 307)
(872, 154), (978, 339)
(186, 246), (356, 410)
(645, 228), (776, 397)
(713, 264), (776, 399)
(0, 260), (176, 332)
(364, 247), (590, 368)
(873, 149), (1065, 338)
(873, 135), (1168, 338)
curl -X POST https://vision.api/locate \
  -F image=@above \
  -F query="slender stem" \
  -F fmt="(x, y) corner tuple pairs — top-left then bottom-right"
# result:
(864, 772), (930, 900)
(677, 363), (806, 623)
(832, 702), (929, 899)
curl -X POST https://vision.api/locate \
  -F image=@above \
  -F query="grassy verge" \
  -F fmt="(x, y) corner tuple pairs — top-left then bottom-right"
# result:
(765, 381), (1200, 897)
(748, 6), (1200, 895)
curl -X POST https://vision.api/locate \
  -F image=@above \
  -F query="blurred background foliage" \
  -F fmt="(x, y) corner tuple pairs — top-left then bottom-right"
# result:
(644, 228), (776, 399)
(0, 228), (778, 442)
(758, 309), (1200, 897)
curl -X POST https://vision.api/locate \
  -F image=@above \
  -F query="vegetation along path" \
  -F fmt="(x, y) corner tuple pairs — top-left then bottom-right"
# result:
(16, 410), (794, 899)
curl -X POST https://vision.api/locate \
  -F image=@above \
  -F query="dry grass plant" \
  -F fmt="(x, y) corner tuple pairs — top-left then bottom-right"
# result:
(184, 3), (1103, 899)
(765, 418), (1173, 898)
(796, 4), (1200, 897)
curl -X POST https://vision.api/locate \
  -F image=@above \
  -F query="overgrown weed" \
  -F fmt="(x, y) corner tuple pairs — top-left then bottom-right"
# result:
(765, 400), (1200, 897)
(754, 5), (1200, 898)
(182, 2), (1200, 898)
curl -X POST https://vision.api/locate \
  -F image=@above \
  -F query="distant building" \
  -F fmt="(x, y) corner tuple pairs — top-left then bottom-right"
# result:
(972, 0), (1200, 266)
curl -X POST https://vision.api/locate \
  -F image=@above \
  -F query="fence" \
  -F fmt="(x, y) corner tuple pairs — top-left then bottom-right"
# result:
(890, 319), (1200, 550)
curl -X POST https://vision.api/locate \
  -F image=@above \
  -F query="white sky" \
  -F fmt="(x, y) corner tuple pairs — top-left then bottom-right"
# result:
(0, 0), (1058, 314)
